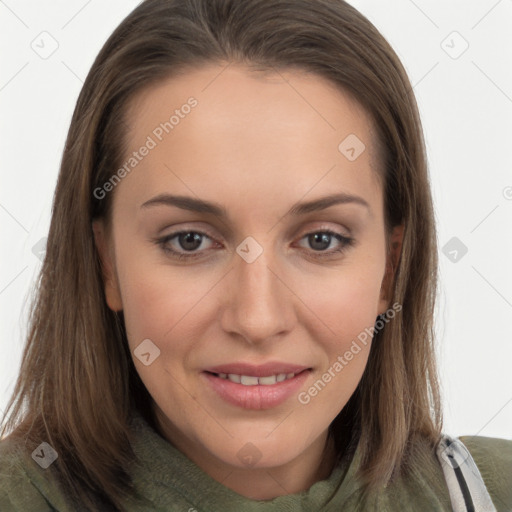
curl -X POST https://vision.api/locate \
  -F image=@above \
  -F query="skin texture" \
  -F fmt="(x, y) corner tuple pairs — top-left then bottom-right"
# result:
(93, 63), (403, 499)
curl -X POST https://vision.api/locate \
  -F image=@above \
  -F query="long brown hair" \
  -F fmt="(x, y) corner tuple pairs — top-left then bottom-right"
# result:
(1, 0), (442, 509)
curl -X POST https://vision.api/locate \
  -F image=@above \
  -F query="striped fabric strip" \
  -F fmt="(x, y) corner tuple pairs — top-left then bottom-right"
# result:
(436, 435), (497, 512)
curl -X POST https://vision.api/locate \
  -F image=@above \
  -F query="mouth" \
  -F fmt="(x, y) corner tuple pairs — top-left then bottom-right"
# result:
(204, 370), (306, 386)
(202, 364), (312, 410)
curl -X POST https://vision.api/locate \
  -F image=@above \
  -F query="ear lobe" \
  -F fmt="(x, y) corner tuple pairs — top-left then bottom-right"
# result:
(92, 220), (123, 312)
(378, 223), (404, 314)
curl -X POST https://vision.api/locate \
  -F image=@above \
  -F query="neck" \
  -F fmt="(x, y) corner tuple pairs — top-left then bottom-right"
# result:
(152, 404), (338, 500)
(220, 433), (338, 499)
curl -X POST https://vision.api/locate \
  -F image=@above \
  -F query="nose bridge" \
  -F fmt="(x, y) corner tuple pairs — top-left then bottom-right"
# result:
(221, 236), (293, 343)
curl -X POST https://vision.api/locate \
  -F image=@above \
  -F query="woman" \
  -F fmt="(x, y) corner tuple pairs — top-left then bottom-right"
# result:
(1, 0), (510, 510)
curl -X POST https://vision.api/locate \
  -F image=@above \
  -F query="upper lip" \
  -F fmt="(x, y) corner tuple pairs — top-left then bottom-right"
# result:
(204, 362), (311, 377)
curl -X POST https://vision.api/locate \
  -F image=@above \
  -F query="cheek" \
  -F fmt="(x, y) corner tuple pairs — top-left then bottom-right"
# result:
(292, 260), (383, 400)
(118, 271), (172, 343)
(115, 247), (217, 356)
(113, 243), (174, 342)
(296, 258), (384, 339)
(295, 289), (376, 418)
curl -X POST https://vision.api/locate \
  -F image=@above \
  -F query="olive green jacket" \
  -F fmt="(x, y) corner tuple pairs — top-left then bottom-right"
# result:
(1, 411), (511, 511)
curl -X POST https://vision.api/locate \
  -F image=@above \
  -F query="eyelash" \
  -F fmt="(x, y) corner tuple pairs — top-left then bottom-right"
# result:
(154, 228), (355, 261)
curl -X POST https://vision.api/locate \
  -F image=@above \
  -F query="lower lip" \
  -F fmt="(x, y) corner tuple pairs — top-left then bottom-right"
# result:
(202, 370), (311, 410)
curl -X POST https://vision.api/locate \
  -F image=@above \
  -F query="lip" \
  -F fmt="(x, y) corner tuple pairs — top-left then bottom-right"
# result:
(202, 363), (312, 410)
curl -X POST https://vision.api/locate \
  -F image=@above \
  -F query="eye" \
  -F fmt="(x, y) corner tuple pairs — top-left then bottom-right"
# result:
(154, 228), (355, 261)
(296, 229), (355, 258)
(156, 230), (216, 260)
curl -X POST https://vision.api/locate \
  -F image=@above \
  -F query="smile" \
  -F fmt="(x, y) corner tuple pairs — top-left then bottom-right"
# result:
(202, 367), (312, 410)
(210, 372), (298, 385)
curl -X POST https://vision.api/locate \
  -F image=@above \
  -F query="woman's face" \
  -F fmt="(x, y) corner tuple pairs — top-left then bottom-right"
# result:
(95, 63), (397, 490)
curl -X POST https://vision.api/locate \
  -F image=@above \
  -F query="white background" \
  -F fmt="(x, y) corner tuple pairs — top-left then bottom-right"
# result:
(1, 0), (511, 439)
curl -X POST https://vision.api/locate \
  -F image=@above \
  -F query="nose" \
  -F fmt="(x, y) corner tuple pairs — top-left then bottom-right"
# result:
(219, 243), (296, 346)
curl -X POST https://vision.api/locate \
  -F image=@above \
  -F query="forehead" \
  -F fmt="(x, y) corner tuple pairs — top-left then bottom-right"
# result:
(116, 63), (383, 220)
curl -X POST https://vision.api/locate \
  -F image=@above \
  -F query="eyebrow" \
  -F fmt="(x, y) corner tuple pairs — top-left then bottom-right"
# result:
(140, 192), (370, 218)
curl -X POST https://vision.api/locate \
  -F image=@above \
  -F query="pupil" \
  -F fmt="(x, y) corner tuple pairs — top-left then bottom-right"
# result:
(309, 233), (330, 251)
(179, 232), (202, 251)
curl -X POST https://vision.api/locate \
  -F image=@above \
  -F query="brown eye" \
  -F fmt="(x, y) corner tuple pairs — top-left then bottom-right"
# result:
(156, 230), (216, 260)
(307, 232), (333, 251)
(297, 230), (355, 258)
(176, 232), (204, 251)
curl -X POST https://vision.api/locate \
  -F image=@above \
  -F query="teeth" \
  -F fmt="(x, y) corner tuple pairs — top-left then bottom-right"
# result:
(217, 372), (297, 385)
(240, 375), (259, 385)
(258, 375), (277, 385)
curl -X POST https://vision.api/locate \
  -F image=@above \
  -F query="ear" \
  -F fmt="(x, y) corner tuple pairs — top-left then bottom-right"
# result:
(92, 219), (123, 312)
(378, 223), (404, 315)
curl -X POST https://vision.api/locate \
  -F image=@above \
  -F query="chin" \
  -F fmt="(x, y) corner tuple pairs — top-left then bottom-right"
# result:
(212, 435), (310, 470)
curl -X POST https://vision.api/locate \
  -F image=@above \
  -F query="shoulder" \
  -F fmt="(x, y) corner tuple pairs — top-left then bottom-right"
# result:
(459, 435), (512, 511)
(0, 436), (59, 511)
